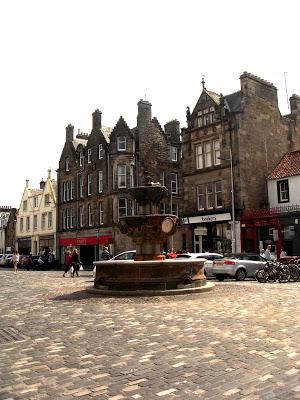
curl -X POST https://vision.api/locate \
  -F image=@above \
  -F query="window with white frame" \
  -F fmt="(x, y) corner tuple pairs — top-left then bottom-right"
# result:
(79, 206), (84, 227)
(215, 181), (222, 207)
(87, 174), (92, 196)
(213, 139), (221, 165)
(79, 175), (84, 197)
(117, 165), (126, 188)
(99, 201), (104, 225)
(277, 179), (289, 203)
(41, 213), (46, 230)
(197, 184), (205, 210)
(98, 143), (104, 159)
(117, 137), (126, 151)
(66, 209), (70, 229)
(128, 199), (134, 216)
(44, 193), (50, 206)
(20, 218), (23, 232)
(170, 173), (178, 194)
(171, 146), (178, 162)
(160, 202), (166, 214)
(87, 148), (91, 163)
(98, 171), (103, 193)
(79, 151), (84, 167)
(206, 183), (213, 209)
(23, 200), (27, 211)
(70, 209), (74, 228)
(204, 142), (212, 167)
(66, 181), (70, 201)
(159, 171), (165, 186)
(130, 165), (134, 188)
(70, 181), (74, 200)
(48, 212), (53, 229)
(26, 216), (30, 231)
(34, 215), (38, 230)
(33, 196), (38, 208)
(196, 144), (203, 169)
(88, 203), (92, 226)
(171, 203), (179, 216)
(118, 198), (127, 218)
(65, 157), (69, 171)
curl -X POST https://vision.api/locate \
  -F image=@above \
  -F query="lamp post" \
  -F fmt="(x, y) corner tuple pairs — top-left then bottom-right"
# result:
(219, 148), (236, 254)
(170, 189), (174, 252)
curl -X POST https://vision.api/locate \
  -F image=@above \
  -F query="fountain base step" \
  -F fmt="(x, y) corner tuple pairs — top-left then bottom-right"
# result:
(86, 282), (215, 297)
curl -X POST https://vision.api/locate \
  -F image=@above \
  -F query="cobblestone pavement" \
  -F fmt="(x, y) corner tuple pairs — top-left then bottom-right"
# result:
(1, 269), (300, 399)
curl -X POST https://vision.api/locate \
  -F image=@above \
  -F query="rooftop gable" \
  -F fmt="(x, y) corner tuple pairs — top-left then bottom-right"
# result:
(269, 150), (300, 179)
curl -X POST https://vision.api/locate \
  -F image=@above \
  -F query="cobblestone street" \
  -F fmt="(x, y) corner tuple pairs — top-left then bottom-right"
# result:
(1, 269), (300, 399)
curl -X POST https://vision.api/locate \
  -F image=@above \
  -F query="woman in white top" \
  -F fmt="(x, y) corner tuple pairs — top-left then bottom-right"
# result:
(12, 250), (20, 274)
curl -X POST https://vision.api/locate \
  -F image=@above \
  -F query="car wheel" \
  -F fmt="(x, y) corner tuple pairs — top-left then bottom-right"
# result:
(216, 275), (225, 281)
(235, 268), (246, 281)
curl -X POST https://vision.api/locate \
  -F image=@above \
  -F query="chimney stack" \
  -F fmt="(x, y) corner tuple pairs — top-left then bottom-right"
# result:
(92, 109), (102, 130)
(290, 94), (300, 115)
(40, 179), (45, 190)
(66, 124), (74, 142)
(137, 99), (152, 127)
(47, 169), (51, 179)
(25, 179), (29, 188)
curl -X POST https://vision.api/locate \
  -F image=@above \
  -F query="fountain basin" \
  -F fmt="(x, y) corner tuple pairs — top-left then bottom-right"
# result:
(93, 258), (207, 291)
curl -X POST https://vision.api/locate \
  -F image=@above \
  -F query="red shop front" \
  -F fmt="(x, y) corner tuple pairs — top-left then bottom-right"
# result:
(59, 235), (113, 266)
(240, 209), (283, 259)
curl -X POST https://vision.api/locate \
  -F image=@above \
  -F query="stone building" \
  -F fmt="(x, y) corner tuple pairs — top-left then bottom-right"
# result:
(0, 206), (16, 253)
(57, 100), (182, 265)
(15, 171), (57, 255)
(181, 72), (300, 254)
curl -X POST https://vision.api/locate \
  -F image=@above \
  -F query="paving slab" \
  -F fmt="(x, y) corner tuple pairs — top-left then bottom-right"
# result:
(1, 270), (300, 399)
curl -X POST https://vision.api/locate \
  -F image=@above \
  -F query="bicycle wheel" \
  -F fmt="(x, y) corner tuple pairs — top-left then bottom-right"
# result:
(255, 269), (268, 283)
(278, 266), (290, 283)
(289, 265), (300, 282)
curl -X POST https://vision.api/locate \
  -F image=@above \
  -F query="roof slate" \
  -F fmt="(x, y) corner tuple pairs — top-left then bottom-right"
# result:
(269, 150), (300, 179)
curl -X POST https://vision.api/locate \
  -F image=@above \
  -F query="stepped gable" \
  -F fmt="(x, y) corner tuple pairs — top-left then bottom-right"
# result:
(151, 117), (164, 135)
(111, 116), (132, 138)
(269, 150), (300, 179)
(240, 71), (276, 89)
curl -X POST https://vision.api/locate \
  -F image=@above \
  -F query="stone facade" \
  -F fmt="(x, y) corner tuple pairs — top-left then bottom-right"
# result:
(57, 101), (182, 265)
(182, 72), (300, 254)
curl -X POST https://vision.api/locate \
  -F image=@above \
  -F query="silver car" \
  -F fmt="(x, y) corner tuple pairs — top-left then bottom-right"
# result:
(212, 253), (266, 281)
(176, 252), (224, 277)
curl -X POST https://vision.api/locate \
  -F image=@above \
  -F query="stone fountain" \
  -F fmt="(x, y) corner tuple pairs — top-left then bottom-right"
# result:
(90, 177), (213, 295)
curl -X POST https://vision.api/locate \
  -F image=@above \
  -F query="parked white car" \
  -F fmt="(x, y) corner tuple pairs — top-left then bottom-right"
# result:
(0, 254), (13, 266)
(175, 252), (224, 277)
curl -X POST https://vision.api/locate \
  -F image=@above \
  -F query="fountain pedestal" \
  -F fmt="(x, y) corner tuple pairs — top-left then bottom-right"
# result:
(92, 178), (213, 295)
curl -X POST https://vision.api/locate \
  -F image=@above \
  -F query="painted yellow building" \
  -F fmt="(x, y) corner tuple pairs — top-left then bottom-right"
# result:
(16, 170), (57, 256)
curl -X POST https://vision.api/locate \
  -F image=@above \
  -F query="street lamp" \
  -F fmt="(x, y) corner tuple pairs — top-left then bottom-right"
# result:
(218, 148), (236, 254)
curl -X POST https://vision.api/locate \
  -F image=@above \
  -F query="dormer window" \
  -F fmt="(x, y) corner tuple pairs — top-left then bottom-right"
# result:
(87, 148), (91, 163)
(65, 157), (69, 171)
(117, 137), (126, 151)
(98, 144), (104, 159)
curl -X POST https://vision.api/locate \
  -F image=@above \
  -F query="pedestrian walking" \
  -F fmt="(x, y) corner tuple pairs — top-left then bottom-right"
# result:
(12, 250), (19, 274)
(280, 248), (287, 258)
(63, 251), (72, 277)
(101, 246), (111, 260)
(71, 249), (81, 277)
(27, 252), (33, 271)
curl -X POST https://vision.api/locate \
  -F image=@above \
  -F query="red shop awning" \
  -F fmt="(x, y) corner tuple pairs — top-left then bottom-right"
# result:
(59, 235), (112, 247)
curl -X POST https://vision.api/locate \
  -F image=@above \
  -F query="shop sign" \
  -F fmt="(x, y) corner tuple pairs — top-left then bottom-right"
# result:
(183, 213), (231, 224)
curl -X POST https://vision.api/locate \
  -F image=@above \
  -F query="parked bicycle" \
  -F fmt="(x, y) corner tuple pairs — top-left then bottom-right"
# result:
(255, 260), (290, 283)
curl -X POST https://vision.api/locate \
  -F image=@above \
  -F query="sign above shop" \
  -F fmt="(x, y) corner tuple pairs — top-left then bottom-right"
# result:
(182, 213), (231, 224)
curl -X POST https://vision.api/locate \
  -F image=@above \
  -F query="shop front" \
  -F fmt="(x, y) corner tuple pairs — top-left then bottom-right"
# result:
(182, 213), (233, 254)
(59, 234), (113, 267)
(17, 237), (31, 254)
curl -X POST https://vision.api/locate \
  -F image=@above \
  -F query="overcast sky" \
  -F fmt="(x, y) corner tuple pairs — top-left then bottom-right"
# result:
(1, 0), (300, 208)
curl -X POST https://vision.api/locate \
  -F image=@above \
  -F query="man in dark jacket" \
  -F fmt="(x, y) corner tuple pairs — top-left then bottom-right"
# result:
(101, 247), (111, 260)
